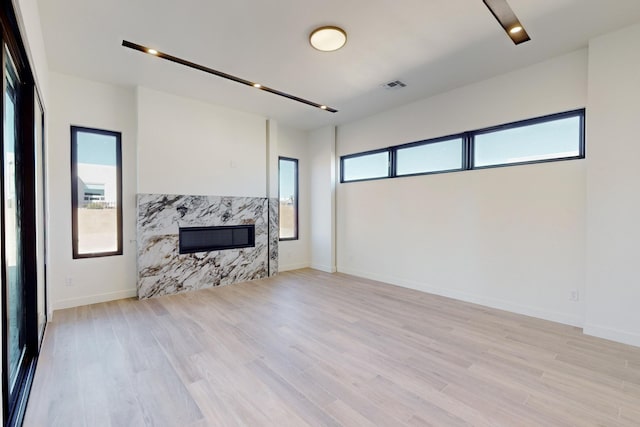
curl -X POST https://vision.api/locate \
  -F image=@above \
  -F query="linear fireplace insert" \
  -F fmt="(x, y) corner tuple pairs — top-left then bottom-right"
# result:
(178, 224), (255, 254)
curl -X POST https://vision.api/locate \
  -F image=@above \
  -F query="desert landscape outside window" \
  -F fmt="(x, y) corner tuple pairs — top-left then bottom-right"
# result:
(278, 157), (298, 240)
(71, 126), (122, 258)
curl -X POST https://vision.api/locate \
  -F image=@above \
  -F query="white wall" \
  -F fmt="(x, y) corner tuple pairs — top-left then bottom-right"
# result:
(336, 50), (588, 326)
(585, 23), (640, 347)
(267, 120), (279, 198)
(278, 126), (310, 271)
(48, 72), (138, 309)
(13, 0), (49, 104)
(137, 87), (267, 197)
(309, 126), (337, 273)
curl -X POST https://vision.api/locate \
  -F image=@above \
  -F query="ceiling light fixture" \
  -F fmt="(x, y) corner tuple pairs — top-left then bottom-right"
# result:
(509, 25), (523, 34)
(122, 40), (338, 113)
(309, 26), (347, 52)
(482, 0), (531, 45)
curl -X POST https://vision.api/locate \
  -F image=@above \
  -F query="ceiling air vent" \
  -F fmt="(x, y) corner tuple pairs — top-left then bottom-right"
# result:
(382, 80), (407, 90)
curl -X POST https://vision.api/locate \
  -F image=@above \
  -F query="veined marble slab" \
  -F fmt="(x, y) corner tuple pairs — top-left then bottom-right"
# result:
(269, 198), (278, 277)
(137, 194), (278, 299)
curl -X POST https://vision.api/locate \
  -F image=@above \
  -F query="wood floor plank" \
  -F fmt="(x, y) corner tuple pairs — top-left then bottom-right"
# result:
(323, 399), (378, 427)
(246, 359), (342, 427)
(24, 269), (640, 426)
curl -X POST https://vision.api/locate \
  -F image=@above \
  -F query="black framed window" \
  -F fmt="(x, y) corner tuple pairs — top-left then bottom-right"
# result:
(278, 157), (298, 240)
(340, 109), (585, 183)
(340, 149), (390, 183)
(396, 136), (464, 176)
(71, 127), (123, 258)
(473, 110), (583, 168)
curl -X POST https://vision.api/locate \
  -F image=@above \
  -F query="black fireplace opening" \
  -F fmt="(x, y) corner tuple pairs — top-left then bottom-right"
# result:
(179, 224), (255, 254)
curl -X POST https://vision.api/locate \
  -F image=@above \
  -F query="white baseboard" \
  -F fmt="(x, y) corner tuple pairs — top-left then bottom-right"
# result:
(584, 324), (640, 348)
(338, 267), (583, 328)
(53, 289), (138, 311)
(311, 264), (337, 273)
(279, 262), (311, 272)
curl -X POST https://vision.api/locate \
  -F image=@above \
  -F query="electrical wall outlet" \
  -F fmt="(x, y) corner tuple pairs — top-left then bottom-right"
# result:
(569, 289), (579, 301)
(65, 277), (73, 287)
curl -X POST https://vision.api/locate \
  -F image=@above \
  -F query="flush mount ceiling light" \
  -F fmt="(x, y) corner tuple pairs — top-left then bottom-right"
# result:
(483, 0), (531, 45)
(122, 40), (338, 113)
(309, 26), (347, 52)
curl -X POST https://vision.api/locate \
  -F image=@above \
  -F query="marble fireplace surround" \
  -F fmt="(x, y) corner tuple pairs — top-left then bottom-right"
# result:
(137, 193), (278, 299)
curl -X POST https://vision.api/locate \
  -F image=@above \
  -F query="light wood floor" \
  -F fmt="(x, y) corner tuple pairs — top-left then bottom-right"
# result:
(24, 269), (640, 426)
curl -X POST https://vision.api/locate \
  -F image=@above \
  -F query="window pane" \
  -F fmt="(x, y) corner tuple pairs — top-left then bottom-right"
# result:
(396, 138), (463, 176)
(4, 49), (26, 395)
(72, 128), (122, 257)
(279, 158), (298, 240)
(342, 151), (389, 182)
(474, 115), (581, 167)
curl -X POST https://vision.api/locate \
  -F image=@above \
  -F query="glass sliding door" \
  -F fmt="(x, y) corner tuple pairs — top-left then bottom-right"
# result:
(1, 1), (46, 424)
(2, 47), (27, 404)
(1, 2), (44, 419)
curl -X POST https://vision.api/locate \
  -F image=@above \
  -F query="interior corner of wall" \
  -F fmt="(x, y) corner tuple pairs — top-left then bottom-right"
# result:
(583, 323), (640, 349)
(266, 119), (279, 198)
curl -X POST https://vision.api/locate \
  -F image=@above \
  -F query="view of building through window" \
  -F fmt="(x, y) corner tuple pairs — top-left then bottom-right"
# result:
(72, 128), (121, 256)
(279, 157), (298, 240)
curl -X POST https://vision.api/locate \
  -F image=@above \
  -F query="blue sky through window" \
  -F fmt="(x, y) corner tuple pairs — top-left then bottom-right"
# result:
(77, 132), (117, 166)
(397, 138), (462, 175)
(342, 152), (389, 181)
(279, 159), (296, 201)
(475, 116), (580, 166)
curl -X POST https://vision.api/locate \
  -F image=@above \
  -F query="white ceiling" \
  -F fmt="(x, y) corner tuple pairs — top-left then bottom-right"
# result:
(38, 0), (640, 130)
